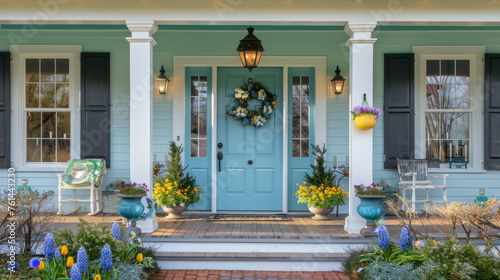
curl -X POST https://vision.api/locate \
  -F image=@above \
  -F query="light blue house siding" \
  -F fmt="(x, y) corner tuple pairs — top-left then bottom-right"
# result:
(0, 26), (498, 212)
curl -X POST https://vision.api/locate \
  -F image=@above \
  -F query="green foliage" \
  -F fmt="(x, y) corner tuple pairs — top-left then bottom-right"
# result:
(342, 246), (375, 278)
(303, 144), (337, 188)
(360, 242), (423, 266)
(359, 262), (421, 280)
(112, 261), (144, 280)
(417, 239), (500, 280)
(153, 141), (201, 207)
(54, 218), (123, 261)
(119, 187), (146, 195)
(137, 246), (159, 276)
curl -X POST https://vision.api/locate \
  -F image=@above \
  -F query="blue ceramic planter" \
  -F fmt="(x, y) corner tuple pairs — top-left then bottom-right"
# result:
(356, 195), (386, 223)
(117, 193), (146, 235)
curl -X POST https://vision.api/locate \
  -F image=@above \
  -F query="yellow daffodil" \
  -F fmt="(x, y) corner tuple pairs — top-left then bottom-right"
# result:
(136, 253), (144, 262)
(61, 245), (68, 256)
(66, 257), (74, 267)
(38, 260), (44, 271)
(94, 274), (101, 280)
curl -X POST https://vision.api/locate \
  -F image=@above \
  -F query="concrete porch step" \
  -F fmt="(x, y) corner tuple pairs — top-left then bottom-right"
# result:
(143, 237), (371, 271)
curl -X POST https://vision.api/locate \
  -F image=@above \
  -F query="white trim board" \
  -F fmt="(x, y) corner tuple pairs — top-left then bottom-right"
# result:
(172, 56), (327, 213)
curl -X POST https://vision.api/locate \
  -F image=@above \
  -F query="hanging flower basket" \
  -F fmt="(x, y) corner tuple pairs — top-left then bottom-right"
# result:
(351, 94), (382, 130)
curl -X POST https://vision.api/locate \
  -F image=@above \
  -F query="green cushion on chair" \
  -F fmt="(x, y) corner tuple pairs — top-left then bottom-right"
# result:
(62, 159), (106, 187)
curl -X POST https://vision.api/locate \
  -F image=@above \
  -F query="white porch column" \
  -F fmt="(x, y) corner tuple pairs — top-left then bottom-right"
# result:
(127, 20), (158, 233)
(344, 22), (377, 234)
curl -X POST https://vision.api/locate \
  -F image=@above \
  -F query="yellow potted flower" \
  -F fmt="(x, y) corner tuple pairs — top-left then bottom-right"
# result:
(153, 142), (201, 219)
(296, 145), (348, 220)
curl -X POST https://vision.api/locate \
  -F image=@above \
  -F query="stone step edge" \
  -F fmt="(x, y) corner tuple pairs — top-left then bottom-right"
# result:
(155, 252), (348, 260)
(141, 236), (372, 243)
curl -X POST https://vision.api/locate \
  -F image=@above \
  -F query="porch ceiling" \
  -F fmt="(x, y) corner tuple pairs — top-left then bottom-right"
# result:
(0, 0), (500, 26)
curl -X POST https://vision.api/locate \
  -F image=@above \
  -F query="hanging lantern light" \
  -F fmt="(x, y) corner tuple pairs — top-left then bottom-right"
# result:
(331, 65), (345, 94)
(156, 65), (170, 94)
(237, 26), (264, 72)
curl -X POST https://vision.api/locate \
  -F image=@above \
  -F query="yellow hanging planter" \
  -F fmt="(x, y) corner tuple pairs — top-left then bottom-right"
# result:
(354, 114), (377, 130)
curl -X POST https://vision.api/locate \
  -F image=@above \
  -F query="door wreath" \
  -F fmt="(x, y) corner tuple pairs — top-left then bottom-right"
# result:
(226, 78), (277, 127)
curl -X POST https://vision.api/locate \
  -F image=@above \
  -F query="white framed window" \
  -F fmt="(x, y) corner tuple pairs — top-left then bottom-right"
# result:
(10, 45), (82, 170)
(413, 46), (485, 171)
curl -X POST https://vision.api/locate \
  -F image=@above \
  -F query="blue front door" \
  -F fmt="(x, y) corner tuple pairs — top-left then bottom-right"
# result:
(216, 67), (283, 211)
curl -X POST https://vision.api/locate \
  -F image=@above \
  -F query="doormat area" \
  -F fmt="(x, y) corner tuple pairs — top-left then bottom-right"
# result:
(208, 214), (291, 221)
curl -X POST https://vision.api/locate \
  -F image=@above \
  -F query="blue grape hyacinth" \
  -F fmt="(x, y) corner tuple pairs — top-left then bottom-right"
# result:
(55, 250), (62, 260)
(70, 264), (82, 280)
(101, 244), (113, 272)
(374, 225), (390, 250)
(111, 222), (122, 240)
(76, 246), (88, 275)
(43, 233), (56, 261)
(399, 225), (413, 251)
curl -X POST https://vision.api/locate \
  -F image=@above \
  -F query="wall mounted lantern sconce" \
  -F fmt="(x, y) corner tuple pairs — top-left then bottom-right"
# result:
(156, 65), (170, 94)
(237, 26), (264, 72)
(330, 65), (345, 94)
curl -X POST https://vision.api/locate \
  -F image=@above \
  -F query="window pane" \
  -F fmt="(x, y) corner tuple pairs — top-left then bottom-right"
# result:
(190, 76), (208, 158)
(40, 59), (55, 82)
(190, 140), (198, 157)
(27, 112), (41, 138)
(57, 112), (71, 138)
(292, 76), (310, 157)
(27, 139), (41, 162)
(42, 139), (56, 162)
(292, 140), (300, 157)
(301, 97), (309, 139)
(40, 84), (55, 108)
(426, 60), (439, 76)
(57, 140), (71, 162)
(199, 139), (207, 158)
(26, 59), (39, 82)
(445, 113), (469, 140)
(292, 97), (300, 138)
(42, 112), (56, 138)
(26, 84), (39, 108)
(301, 140), (309, 158)
(56, 84), (69, 108)
(56, 59), (69, 82)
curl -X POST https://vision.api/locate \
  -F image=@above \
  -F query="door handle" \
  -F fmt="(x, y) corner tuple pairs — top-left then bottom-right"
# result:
(217, 151), (223, 172)
(248, 160), (253, 165)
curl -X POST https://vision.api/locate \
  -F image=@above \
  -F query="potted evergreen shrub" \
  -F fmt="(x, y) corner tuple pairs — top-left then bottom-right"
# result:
(153, 142), (201, 219)
(295, 144), (348, 220)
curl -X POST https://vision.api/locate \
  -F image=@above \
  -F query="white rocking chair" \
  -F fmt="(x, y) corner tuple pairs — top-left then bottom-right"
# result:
(397, 158), (448, 212)
(57, 159), (106, 215)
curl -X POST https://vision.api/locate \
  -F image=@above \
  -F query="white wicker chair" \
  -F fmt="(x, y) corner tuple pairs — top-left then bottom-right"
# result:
(397, 158), (448, 212)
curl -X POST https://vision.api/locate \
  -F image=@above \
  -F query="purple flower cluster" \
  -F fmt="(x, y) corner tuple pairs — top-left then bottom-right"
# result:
(399, 225), (413, 251)
(70, 264), (82, 280)
(76, 246), (88, 275)
(351, 105), (383, 120)
(111, 222), (122, 240)
(374, 225), (390, 250)
(43, 233), (56, 261)
(101, 244), (113, 272)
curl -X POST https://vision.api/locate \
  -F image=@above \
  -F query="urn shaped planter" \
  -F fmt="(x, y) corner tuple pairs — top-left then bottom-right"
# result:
(116, 193), (146, 235)
(162, 205), (188, 219)
(356, 194), (386, 236)
(308, 206), (334, 220)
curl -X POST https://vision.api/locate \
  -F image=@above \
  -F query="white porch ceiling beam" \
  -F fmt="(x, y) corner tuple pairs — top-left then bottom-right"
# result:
(1, 0), (500, 26)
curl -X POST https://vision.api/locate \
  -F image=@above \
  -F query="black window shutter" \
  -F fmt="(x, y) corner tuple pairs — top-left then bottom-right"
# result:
(81, 53), (111, 168)
(484, 54), (500, 170)
(384, 54), (415, 169)
(0, 53), (10, 168)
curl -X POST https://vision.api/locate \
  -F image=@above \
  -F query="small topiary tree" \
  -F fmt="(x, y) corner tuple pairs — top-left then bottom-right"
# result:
(303, 144), (336, 188)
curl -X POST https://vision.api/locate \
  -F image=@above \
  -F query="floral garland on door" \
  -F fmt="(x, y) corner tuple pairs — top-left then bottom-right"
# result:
(226, 78), (277, 127)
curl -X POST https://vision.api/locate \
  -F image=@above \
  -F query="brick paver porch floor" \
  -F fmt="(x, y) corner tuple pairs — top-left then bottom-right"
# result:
(154, 269), (350, 280)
